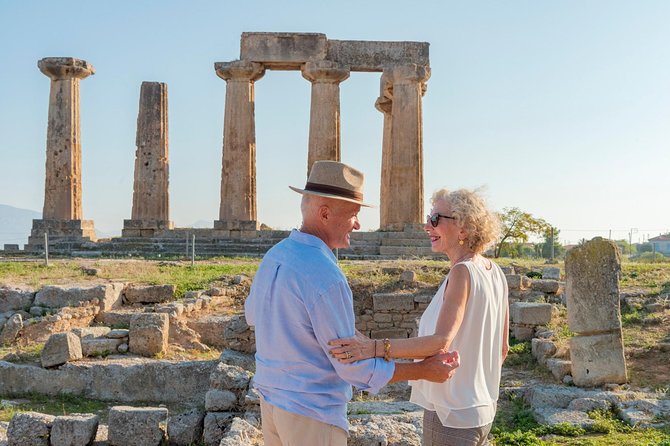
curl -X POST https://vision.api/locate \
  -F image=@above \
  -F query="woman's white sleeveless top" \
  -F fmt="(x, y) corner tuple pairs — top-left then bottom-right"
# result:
(409, 257), (508, 428)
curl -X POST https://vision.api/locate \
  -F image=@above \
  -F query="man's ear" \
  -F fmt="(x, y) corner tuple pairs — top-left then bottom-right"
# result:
(318, 205), (331, 224)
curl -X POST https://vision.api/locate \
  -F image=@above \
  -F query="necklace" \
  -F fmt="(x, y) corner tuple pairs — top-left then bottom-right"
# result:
(451, 252), (475, 265)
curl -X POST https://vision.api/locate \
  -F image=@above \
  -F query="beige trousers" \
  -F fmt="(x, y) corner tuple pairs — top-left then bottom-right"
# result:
(260, 398), (348, 446)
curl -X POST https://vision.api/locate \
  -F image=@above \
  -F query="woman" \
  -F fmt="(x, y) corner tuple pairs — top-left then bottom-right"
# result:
(329, 188), (509, 446)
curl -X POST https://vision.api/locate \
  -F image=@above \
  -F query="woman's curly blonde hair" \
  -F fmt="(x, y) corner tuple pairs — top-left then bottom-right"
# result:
(431, 188), (500, 254)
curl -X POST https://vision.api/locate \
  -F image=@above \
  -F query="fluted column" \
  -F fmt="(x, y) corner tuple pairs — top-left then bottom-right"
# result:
(123, 81), (173, 237)
(27, 57), (97, 250)
(301, 61), (350, 175)
(384, 64), (430, 231)
(376, 72), (394, 230)
(214, 60), (265, 231)
(39, 57), (94, 220)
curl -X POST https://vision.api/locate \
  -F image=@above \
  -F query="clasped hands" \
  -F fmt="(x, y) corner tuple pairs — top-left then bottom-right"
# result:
(328, 332), (460, 382)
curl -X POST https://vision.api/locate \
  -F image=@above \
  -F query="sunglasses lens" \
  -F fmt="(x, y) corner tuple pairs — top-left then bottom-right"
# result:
(427, 214), (438, 227)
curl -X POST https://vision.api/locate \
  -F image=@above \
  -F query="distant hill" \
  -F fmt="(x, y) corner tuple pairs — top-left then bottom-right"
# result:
(0, 204), (41, 247)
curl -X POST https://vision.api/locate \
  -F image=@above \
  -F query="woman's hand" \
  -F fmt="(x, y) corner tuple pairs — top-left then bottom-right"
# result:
(328, 331), (376, 364)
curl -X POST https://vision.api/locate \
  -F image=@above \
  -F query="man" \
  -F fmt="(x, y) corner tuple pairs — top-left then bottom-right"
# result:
(245, 161), (459, 446)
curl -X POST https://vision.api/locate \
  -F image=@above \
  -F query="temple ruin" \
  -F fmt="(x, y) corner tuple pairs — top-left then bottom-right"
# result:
(22, 33), (436, 258)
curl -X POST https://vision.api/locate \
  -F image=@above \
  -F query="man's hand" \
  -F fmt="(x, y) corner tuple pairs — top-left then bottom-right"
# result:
(418, 351), (460, 383)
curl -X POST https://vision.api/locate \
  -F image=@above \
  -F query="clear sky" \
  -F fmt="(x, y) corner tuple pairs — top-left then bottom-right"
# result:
(1, 1), (669, 246)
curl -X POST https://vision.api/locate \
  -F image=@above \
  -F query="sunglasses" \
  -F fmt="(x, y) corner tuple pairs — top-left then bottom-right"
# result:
(427, 213), (456, 228)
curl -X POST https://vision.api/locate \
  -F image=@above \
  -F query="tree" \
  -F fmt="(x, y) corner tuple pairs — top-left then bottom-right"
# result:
(540, 226), (565, 259)
(494, 207), (550, 258)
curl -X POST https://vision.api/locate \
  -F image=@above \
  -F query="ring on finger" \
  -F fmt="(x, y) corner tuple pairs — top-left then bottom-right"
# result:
(346, 351), (351, 359)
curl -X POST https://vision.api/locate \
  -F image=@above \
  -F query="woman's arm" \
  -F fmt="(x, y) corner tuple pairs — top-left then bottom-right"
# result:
(329, 264), (471, 362)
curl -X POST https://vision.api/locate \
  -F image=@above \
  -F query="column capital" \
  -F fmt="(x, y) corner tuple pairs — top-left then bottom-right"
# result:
(385, 64), (431, 85)
(38, 57), (95, 80)
(214, 60), (265, 82)
(375, 96), (392, 114)
(301, 61), (350, 84)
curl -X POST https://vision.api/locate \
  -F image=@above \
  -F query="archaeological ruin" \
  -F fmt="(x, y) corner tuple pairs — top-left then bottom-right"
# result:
(15, 32), (436, 258)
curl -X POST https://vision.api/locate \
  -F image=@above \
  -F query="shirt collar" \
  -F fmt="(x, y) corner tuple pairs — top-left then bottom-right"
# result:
(289, 229), (337, 262)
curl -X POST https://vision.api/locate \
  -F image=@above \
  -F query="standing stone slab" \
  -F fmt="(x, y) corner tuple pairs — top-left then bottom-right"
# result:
(50, 413), (99, 446)
(565, 238), (622, 334)
(570, 333), (627, 386)
(107, 406), (167, 446)
(565, 238), (626, 387)
(129, 313), (169, 356)
(202, 412), (235, 446)
(41, 332), (83, 368)
(7, 411), (55, 446)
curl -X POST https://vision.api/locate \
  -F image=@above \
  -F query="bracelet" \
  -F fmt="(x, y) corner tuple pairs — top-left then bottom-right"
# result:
(383, 338), (391, 362)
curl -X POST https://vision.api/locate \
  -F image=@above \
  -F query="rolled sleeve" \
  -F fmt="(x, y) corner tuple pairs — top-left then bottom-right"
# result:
(306, 280), (395, 393)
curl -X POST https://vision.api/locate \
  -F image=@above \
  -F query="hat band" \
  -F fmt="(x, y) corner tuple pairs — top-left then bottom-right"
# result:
(304, 182), (363, 201)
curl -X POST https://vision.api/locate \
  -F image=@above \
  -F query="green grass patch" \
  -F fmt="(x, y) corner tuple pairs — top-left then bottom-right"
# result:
(0, 393), (109, 422)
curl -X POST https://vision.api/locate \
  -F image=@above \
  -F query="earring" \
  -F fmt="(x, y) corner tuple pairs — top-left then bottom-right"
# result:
(459, 239), (464, 246)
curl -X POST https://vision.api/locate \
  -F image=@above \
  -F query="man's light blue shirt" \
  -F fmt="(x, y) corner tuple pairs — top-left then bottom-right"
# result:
(245, 229), (395, 432)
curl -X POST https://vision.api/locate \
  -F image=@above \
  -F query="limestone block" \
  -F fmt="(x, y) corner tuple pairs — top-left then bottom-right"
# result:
(565, 238), (622, 334)
(129, 313), (169, 356)
(106, 329), (129, 339)
(530, 279), (561, 294)
(218, 349), (256, 371)
(240, 32), (327, 68)
(71, 326), (111, 339)
(370, 328), (409, 339)
(209, 363), (253, 391)
(510, 302), (553, 326)
(570, 333), (627, 387)
(107, 406), (167, 446)
(167, 409), (204, 446)
(123, 284), (175, 304)
(512, 325), (535, 341)
(81, 337), (123, 357)
(531, 338), (557, 365)
(546, 358), (572, 381)
(98, 311), (134, 327)
(500, 266), (515, 275)
(533, 408), (596, 428)
(223, 314), (255, 353)
(0, 313), (23, 345)
(218, 417), (262, 446)
(327, 39), (430, 71)
(202, 412), (235, 446)
(50, 413), (99, 446)
(348, 413), (422, 446)
(187, 316), (227, 347)
(505, 274), (525, 290)
(7, 411), (54, 446)
(205, 389), (238, 411)
(542, 267), (561, 280)
(372, 293), (415, 312)
(567, 398), (611, 413)
(400, 270), (416, 282)
(41, 332), (82, 367)
(34, 284), (123, 311)
(0, 287), (35, 313)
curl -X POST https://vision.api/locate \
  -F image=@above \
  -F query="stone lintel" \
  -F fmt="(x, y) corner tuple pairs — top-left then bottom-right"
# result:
(38, 57), (95, 80)
(213, 220), (259, 231)
(240, 32), (328, 70)
(327, 40), (429, 72)
(123, 219), (174, 230)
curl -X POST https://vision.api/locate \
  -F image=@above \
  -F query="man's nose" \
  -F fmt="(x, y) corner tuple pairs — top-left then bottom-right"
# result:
(353, 216), (361, 230)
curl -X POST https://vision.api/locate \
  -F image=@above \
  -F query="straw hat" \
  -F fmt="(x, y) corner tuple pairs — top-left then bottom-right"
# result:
(289, 160), (374, 207)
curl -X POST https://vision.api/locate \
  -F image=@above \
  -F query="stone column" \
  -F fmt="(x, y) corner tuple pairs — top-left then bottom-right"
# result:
(376, 73), (393, 230)
(301, 61), (350, 175)
(566, 237), (627, 386)
(383, 64), (430, 231)
(213, 60), (265, 232)
(123, 82), (173, 237)
(28, 57), (96, 250)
